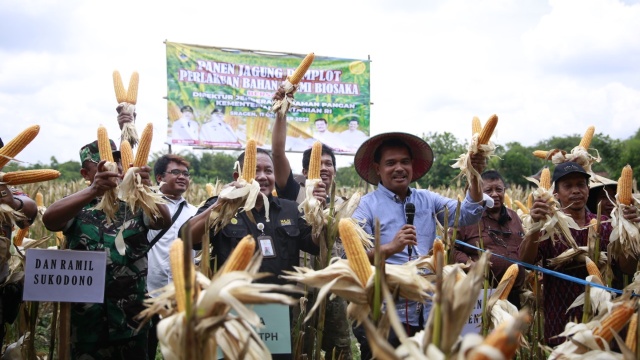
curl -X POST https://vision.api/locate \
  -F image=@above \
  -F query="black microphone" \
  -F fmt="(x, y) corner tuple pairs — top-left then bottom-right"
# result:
(405, 202), (416, 257)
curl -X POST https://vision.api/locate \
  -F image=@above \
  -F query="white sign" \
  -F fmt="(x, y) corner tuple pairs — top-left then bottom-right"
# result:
(23, 249), (107, 303)
(461, 288), (495, 336)
(218, 303), (291, 358)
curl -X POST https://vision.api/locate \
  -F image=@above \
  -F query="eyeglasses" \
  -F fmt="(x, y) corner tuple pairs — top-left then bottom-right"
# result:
(165, 170), (191, 177)
(486, 226), (512, 248)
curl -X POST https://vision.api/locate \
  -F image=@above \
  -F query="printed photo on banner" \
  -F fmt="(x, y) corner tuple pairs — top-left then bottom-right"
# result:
(165, 42), (371, 154)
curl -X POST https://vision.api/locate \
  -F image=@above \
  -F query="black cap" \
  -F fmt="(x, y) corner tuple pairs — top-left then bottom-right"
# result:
(552, 162), (590, 184)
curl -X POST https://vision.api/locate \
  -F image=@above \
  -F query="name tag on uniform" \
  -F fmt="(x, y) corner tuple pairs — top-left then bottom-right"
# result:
(258, 235), (276, 258)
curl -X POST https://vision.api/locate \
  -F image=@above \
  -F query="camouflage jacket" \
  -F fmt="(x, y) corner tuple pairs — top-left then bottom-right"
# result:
(64, 200), (150, 343)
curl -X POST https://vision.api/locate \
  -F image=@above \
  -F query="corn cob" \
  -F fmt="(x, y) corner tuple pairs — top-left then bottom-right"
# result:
(133, 123), (153, 167)
(168, 102), (182, 122)
(592, 302), (635, 346)
(169, 239), (187, 312)
(468, 319), (523, 360)
(539, 168), (551, 190)
(13, 227), (29, 246)
(579, 125), (595, 149)
(120, 140), (134, 173)
(477, 114), (498, 145)
(498, 264), (519, 300)
(287, 53), (315, 85)
(0, 125), (40, 168)
(125, 71), (139, 104)
(97, 126), (114, 162)
(241, 139), (257, 181)
(514, 200), (529, 214)
(503, 192), (512, 209)
(433, 238), (445, 269)
(113, 70), (127, 103)
(625, 313), (637, 353)
(527, 193), (533, 209)
(206, 183), (214, 197)
(35, 192), (44, 207)
(220, 235), (256, 275)
(1, 170), (61, 185)
(532, 150), (549, 160)
(589, 218), (599, 235)
(472, 116), (482, 135)
(585, 257), (604, 284)
(307, 141), (323, 180)
(618, 165), (633, 206)
(339, 218), (372, 287)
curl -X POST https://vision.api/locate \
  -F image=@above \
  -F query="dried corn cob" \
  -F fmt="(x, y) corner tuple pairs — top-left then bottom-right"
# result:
(514, 200), (529, 214)
(220, 235), (256, 275)
(539, 168), (551, 190)
(339, 218), (372, 287)
(472, 116), (482, 135)
(0, 125), (40, 168)
(433, 238), (445, 269)
(288, 53), (315, 85)
(13, 227), (28, 246)
(1, 169), (61, 185)
(478, 114), (498, 145)
(504, 192), (512, 209)
(133, 123), (153, 167)
(97, 126), (114, 162)
(468, 315), (529, 360)
(125, 71), (139, 104)
(625, 313), (637, 353)
(592, 302), (635, 346)
(585, 257), (603, 284)
(113, 70), (127, 103)
(579, 125), (595, 149)
(169, 239), (187, 312)
(35, 192), (44, 207)
(618, 165), (633, 206)
(307, 141), (322, 180)
(527, 193), (533, 209)
(498, 264), (519, 300)
(120, 140), (134, 173)
(241, 139), (257, 181)
(532, 150), (549, 160)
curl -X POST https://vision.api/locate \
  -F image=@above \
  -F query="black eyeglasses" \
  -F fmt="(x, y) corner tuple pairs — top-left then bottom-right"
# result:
(486, 226), (512, 248)
(165, 170), (191, 177)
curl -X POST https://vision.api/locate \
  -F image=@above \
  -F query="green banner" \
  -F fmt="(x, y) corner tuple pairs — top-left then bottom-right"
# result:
(166, 41), (370, 154)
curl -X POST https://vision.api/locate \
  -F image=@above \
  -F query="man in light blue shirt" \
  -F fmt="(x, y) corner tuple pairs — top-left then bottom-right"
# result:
(351, 132), (489, 358)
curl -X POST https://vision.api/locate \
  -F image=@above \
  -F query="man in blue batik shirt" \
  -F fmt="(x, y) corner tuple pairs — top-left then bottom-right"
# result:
(350, 132), (491, 358)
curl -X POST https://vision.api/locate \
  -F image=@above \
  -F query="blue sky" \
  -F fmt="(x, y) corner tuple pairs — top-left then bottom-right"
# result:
(1, 0), (639, 172)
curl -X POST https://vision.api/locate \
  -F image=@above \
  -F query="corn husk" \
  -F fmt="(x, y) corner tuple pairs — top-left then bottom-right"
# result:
(608, 196), (640, 258)
(118, 103), (139, 148)
(299, 178), (324, 239)
(523, 175), (581, 249)
(534, 146), (601, 175)
(547, 246), (608, 269)
(451, 133), (497, 188)
(271, 53), (314, 117)
(566, 275), (613, 317)
(118, 166), (166, 221)
(92, 161), (120, 225)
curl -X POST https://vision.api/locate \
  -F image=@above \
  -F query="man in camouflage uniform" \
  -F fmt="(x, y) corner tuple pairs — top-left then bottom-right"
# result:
(43, 140), (170, 360)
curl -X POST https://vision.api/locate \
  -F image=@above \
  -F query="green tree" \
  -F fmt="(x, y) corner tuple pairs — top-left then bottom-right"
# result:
(417, 132), (467, 188)
(335, 164), (363, 188)
(197, 152), (237, 184)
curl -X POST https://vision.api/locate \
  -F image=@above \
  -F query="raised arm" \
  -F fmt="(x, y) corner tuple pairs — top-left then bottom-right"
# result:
(271, 86), (293, 190)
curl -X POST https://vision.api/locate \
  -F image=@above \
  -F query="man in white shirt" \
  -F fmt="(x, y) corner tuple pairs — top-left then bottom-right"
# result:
(199, 108), (241, 146)
(340, 118), (368, 152)
(146, 154), (197, 356)
(171, 105), (200, 145)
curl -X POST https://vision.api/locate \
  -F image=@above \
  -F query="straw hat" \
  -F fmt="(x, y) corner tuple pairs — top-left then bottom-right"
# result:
(354, 132), (433, 185)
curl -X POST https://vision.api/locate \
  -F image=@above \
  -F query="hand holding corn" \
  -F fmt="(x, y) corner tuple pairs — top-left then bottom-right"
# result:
(271, 52), (314, 116)
(89, 160), (121, 197)
(113, 70), (140, 147)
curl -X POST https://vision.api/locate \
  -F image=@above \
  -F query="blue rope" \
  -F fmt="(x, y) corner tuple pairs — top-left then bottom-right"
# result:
(454, 240), (624, 295)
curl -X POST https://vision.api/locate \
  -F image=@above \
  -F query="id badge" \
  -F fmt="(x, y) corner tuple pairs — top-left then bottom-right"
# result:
(258, 235), (276, 258)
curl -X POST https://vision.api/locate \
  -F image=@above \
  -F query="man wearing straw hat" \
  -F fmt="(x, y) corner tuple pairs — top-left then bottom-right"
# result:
(351, 132), (490, 357)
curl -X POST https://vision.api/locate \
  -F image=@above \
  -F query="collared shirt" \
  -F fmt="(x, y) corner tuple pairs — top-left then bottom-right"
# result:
(147, 196), (197, 295)
(455, 207), (526, 289)
(352, 183), (485, 326)
(196, 194), (319, 285)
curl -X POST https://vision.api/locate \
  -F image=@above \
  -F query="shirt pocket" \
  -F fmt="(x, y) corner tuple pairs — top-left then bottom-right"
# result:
(275, 225), (301, 260)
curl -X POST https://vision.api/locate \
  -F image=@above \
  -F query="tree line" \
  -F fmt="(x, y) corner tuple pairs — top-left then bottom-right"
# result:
(6, 128), (640, 188)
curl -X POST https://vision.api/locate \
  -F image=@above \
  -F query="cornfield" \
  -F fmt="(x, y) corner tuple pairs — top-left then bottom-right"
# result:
(3, 180), (640, 359)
